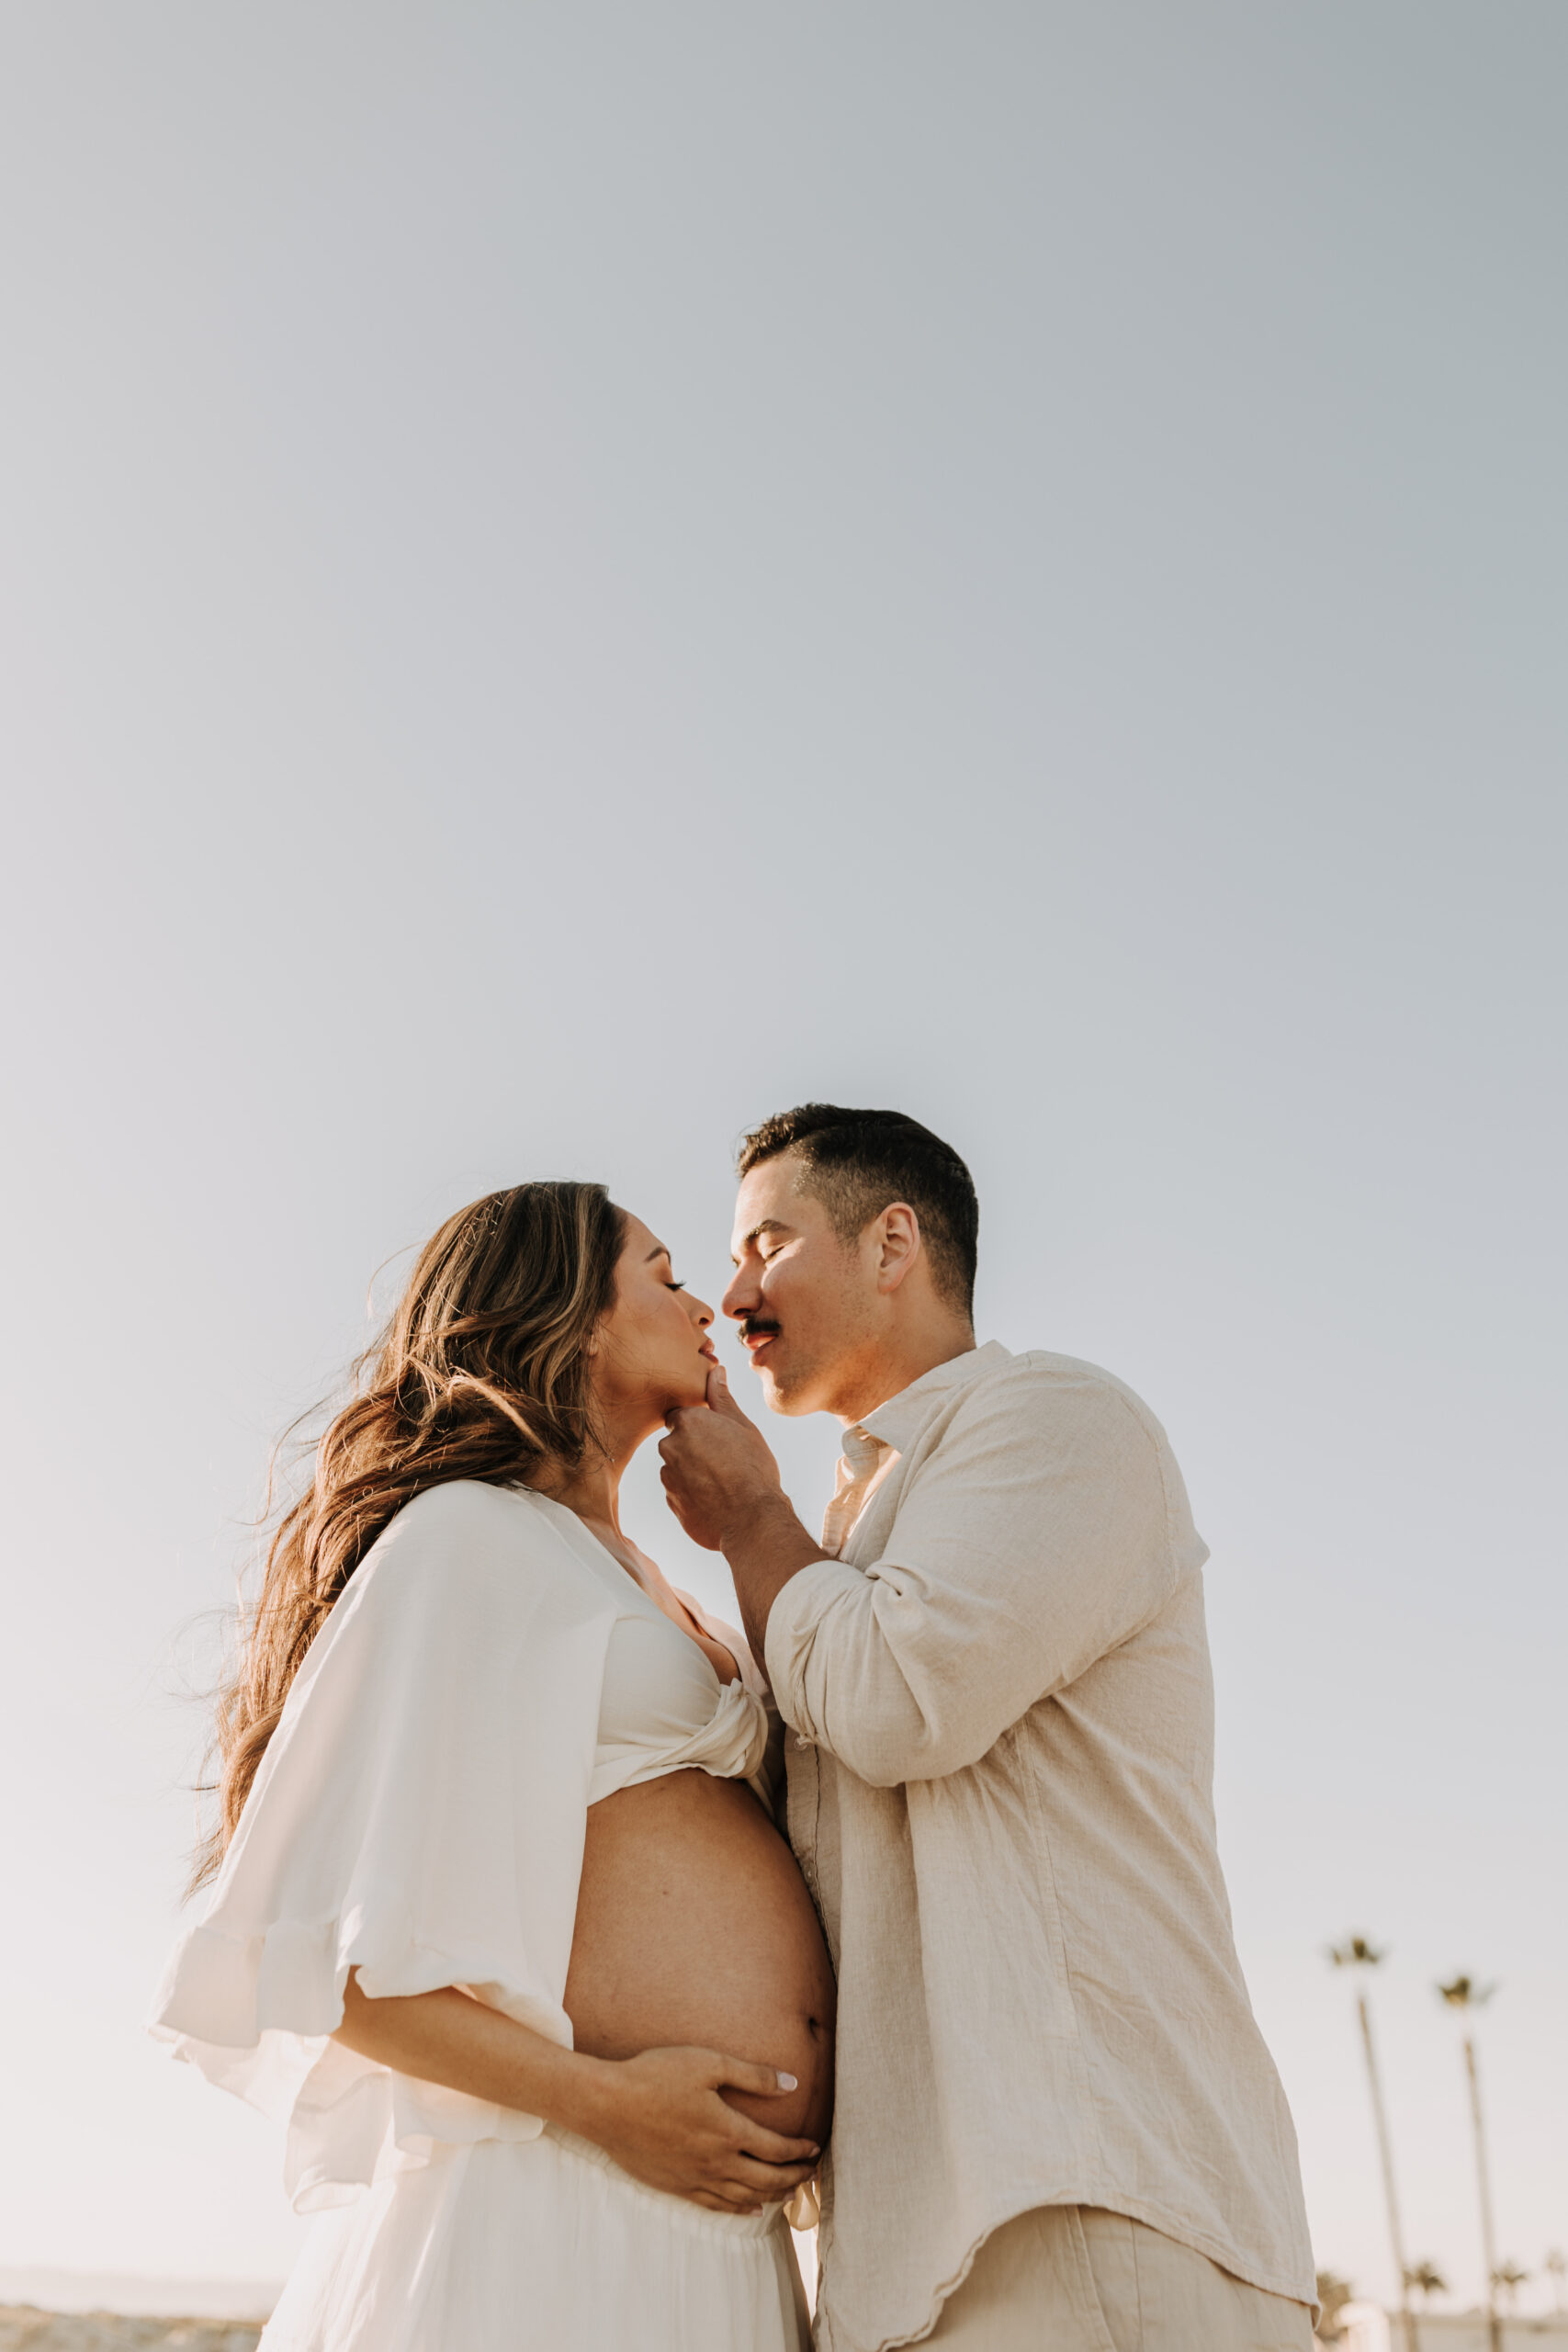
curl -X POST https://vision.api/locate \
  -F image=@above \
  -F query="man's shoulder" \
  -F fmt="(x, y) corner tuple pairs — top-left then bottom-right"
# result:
(939, 1352), (1203, 1559)
(967, 1347), (1169, 1440)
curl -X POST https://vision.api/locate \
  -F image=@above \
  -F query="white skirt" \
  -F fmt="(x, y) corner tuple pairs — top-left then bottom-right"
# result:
(260, 2124), (813, 2352)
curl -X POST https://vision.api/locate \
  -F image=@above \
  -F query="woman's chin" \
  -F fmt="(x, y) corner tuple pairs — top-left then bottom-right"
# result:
(631, 1374), (711, 1432)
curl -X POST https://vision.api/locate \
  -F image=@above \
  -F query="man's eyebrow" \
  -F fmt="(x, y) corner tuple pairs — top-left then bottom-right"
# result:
(730, 1217), (791, 1266)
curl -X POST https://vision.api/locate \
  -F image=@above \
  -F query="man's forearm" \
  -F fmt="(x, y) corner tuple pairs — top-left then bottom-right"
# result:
(720, 1495), (831, 1676)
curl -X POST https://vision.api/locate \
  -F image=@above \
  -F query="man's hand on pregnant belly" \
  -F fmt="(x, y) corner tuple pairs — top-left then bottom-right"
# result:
(569, 2044), (820, 2214)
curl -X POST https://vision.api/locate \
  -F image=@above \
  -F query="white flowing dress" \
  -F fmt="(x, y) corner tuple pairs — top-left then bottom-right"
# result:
(150, 1480), (812, 2352)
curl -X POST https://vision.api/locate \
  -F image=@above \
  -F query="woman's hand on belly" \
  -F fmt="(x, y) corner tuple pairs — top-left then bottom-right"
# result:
(333, 1974), (818, 2217)
(572, 2044), (821, 2214)
(565, 1771), (837, 2146)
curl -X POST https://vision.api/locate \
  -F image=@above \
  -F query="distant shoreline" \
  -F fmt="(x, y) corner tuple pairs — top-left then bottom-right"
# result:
(0, 2276), (278, 2324)
(0, 2310), (260, 2351)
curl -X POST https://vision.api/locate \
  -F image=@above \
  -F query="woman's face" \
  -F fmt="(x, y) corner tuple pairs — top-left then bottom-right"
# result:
(592, 1211), (718, 1429)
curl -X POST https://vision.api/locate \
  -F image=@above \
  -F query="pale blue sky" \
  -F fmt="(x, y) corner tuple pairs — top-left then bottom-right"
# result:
(1, 2), (1562, 2315)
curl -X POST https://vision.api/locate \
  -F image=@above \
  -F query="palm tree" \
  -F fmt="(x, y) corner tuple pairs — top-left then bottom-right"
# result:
(1405, 2261), (1447, 2309)
(1493, 2261), (1529, 2312)
(1545, 2248), (1566, 2314)
(1330, 1937), (1417, 2352)
(1315, 2272), (1356, 2343)
(1438, 1974), (1501, 2352)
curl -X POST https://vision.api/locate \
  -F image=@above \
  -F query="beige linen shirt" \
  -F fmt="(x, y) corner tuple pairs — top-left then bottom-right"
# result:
(763, 1342), (1314, 2352)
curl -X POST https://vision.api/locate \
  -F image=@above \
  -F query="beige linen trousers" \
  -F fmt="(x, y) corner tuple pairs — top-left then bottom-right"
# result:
(926, 2206), (1314, 2350)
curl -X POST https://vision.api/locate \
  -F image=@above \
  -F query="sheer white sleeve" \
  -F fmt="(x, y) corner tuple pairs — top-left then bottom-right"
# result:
(150, 1482), (615, 2211)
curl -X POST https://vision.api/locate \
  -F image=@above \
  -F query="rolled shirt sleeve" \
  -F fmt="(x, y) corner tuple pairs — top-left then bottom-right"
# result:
(764, 1370), (1184, 1786)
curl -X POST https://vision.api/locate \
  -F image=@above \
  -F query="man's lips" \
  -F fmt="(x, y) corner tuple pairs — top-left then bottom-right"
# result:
(739, 1322), (782, 1353)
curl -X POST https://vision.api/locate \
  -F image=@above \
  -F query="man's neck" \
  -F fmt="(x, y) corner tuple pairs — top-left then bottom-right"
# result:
(829, 1321), (976, 1426)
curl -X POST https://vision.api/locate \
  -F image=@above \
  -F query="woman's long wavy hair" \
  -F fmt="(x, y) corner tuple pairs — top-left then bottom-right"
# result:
(194, 1181), (625, 1890)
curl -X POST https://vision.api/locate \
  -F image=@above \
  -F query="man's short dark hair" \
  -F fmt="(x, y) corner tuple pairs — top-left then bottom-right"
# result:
(737, 1104), (978, 1317)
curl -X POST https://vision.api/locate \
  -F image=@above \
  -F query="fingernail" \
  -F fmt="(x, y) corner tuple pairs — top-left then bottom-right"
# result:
(777, 2072), (797, 2091)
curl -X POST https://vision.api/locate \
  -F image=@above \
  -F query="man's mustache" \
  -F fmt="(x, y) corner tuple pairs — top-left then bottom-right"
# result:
(739, 1317), (782, 1341)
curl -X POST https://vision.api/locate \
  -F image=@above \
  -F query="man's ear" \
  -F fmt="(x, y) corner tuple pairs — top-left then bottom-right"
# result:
(874, 1203), (922, 1293)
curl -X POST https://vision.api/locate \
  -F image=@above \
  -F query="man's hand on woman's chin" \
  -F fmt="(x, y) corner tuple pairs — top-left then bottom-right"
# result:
(658, 1366), (788, 1552)
(660, 1367), (831, 1664)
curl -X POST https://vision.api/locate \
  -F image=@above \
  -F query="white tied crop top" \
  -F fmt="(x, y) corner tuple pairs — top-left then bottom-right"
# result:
(580, 1536), (778, 1814)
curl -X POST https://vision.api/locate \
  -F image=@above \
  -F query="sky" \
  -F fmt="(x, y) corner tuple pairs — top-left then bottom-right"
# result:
(1, 0), (1563, 2319)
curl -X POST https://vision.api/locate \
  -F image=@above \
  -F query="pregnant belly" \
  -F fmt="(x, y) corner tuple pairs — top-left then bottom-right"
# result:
(563, 1769), (835, 2148)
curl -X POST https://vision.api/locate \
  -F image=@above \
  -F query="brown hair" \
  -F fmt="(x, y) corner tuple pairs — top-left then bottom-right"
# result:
(738, 1103), (978, 1315)
(195, 1181), (625, 1889)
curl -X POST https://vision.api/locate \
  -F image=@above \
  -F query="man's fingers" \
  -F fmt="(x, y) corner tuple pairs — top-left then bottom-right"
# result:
(705, 1364), (750, 1419)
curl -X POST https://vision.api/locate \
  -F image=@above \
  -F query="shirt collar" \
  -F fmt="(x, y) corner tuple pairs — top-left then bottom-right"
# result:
(857, 1339), (1013, 1456)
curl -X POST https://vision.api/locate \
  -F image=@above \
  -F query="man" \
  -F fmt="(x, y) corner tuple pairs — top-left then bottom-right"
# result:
(660, 1104), (1316, 2352)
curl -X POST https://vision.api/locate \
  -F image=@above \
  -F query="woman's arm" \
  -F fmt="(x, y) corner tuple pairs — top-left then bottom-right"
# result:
(333, 1973), (819, 2214)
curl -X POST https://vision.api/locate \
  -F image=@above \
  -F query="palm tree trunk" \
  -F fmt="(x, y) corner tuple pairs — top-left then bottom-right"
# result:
(1357, 1991), (1418, 2352)
(1461, 2032), (1502, 2352)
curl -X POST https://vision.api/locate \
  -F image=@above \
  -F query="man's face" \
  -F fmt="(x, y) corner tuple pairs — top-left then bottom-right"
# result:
(724, 1152), (879, 1418)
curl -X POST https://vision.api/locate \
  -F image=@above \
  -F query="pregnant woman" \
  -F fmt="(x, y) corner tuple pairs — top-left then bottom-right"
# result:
(152, 1182), (835, 2352)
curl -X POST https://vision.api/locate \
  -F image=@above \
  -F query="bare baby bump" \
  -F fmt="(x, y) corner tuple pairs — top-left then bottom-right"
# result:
(564, 1770), (836, 2148)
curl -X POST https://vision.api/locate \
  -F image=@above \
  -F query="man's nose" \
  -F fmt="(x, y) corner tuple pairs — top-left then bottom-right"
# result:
(721, 1266), (757, 1321)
